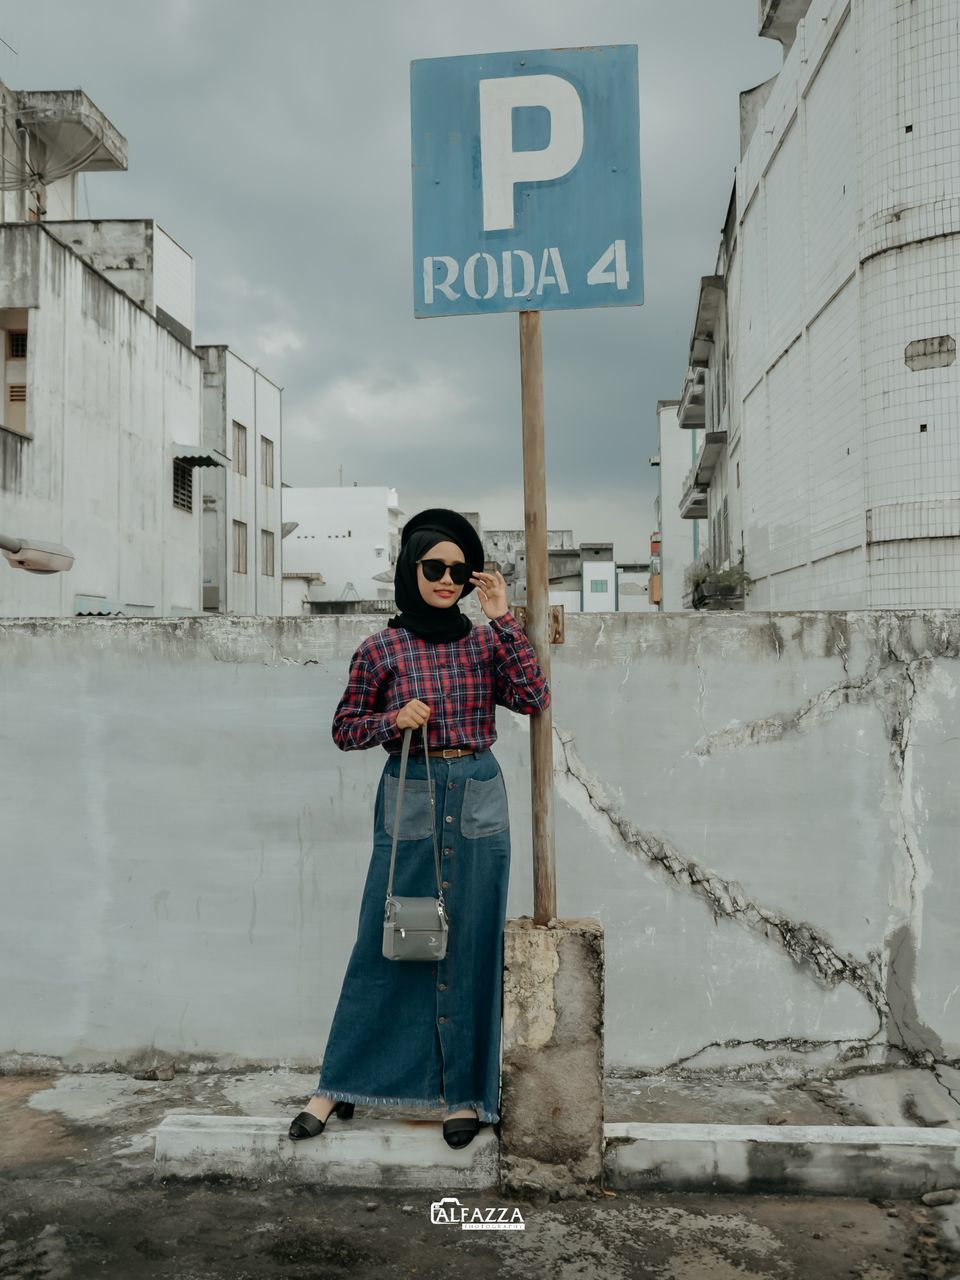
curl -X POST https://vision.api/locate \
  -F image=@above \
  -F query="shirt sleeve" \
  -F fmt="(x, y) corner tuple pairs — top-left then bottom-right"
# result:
(331, 644), (402, 751)
(489, 611), (551, 715)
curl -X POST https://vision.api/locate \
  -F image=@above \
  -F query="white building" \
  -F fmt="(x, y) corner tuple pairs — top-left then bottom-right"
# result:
(579, 544), (616, 612)
(616, 562), (656, 613)
(281, 486), (403, 616)
(198, 347), (282, 616)
(0, 79), (283, 618)
(670, 0), (960, 609)
(0, 219), (208, 617)
(490, 529), (652, 612)
(651, 401), (703, 610)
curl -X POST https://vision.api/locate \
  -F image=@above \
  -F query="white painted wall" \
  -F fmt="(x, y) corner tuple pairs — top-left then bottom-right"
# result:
(549, 589), (581, 612)
(616, 568), (655, 612)
(281, 487), (402, 614)
(153, 225), (196, 341)
(0, 225), (203, 617)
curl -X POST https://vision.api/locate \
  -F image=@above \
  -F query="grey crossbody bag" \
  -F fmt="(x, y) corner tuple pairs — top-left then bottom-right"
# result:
(382, 726), (449, 962)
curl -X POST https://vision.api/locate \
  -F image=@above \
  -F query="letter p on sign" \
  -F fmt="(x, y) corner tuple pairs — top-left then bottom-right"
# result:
(478, 75), (584, 232)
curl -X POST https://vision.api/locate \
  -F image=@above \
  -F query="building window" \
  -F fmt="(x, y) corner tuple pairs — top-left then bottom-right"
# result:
(260, 436), (274, 487)
(7, 331), (27, 359)
(8, 384), (26, 403)
(590, 579), (608, 593)
(233, 519), (248, 574)
(173, 460), (193, 512)
(232, 421), (247, 476)
(261, 529), (275, 576)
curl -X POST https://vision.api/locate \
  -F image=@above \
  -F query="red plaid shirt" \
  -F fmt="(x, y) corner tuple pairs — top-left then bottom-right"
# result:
(332, 611), (551, 753)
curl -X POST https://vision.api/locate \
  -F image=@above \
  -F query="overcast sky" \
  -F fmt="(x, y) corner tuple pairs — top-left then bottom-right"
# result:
(4, 2), (781, 559)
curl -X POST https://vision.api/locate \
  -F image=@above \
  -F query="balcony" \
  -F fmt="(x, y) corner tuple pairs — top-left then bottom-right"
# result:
(679, 432), (726, 520)
(758, 0), (814, 51)
(684, 549), (749, 611)
(689, 276), (725, 369)
(679, 475), (708, 520)
(14, 89), (127, 177)
(694, 431), (727, 487)
(677, 366), (706, 429)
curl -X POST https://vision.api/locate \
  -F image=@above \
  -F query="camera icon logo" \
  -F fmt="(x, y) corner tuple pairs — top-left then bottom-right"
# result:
(430, 1196), (463, 1224)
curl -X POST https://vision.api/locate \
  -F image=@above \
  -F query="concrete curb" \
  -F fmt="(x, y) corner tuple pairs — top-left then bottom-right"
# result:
(603, 1122), (960, 1198)
(154, 1114), (499, 1189)
(154, 1114), (960, 1197)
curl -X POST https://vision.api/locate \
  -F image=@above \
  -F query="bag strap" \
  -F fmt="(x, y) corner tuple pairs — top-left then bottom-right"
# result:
(385, 726), (444, 911)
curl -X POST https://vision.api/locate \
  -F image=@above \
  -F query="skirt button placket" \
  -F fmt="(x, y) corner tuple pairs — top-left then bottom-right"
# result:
(437, 764), (453, 1037)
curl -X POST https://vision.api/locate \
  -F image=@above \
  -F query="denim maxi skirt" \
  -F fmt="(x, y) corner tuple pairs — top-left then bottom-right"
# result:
(315, 748), (511, 1125)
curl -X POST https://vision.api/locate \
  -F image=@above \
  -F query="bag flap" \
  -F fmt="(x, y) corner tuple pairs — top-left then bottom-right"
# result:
(385, 897), (445, 930)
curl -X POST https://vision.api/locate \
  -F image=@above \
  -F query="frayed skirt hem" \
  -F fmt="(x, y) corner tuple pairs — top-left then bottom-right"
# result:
(313, 1085), (498, 1125)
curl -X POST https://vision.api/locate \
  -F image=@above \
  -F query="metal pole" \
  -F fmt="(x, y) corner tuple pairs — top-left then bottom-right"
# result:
(519, 310), (557, 925)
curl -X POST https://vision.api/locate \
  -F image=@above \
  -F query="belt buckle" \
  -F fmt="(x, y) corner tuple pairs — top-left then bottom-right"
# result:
(442, 748), (458, 759)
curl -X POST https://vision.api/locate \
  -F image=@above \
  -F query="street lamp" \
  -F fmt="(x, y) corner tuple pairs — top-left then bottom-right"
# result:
(0, 533), (75, 575)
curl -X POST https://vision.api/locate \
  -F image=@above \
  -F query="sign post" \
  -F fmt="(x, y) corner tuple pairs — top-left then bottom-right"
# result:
(411, 45), (643, 925)
(518, 308), (556, 922)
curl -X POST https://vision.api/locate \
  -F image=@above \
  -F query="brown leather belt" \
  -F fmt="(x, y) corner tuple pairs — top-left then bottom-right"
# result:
(423, 747), (476, 759)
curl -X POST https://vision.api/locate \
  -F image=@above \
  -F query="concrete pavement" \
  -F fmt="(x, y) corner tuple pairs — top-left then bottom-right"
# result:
(1, 1067), (959, 1278)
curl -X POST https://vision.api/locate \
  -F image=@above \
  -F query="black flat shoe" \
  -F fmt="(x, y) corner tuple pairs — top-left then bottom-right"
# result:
(442, 1115), (481, 1149)
(288, 1100), (355, 1141)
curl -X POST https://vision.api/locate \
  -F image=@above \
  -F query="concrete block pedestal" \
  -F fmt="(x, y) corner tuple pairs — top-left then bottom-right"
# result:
(499, 916), (604, 1199)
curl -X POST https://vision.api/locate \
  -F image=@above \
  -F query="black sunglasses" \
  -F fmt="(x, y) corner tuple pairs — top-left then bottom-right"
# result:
(417, 558), (471, 585)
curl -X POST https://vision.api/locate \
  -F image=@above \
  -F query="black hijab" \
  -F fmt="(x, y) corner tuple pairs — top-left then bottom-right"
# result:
(388, 509), (486, 644)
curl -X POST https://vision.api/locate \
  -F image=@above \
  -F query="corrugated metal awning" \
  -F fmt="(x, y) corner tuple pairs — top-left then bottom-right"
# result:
(74, 596), (156, 617)
(172, 444), (228, 467)
(74, 595), (125, 616)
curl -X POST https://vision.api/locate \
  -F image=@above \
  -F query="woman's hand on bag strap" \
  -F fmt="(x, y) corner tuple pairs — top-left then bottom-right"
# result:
(396, 699), (431, 731)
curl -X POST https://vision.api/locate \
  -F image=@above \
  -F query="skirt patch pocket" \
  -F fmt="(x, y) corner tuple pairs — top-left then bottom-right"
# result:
(383, 775), (435, 841)
(461, 773), (509, 838)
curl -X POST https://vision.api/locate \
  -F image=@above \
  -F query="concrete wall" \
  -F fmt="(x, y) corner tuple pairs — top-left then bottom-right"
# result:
(1, 610), (958, 1079)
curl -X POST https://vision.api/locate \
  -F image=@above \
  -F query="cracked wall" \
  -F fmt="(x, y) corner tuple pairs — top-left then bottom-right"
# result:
(0, 612), (957, 1077)
(545, 611), (960, 1075)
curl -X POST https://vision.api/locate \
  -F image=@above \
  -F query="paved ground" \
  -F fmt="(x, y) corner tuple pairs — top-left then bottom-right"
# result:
(1, 1070), (959, 1280)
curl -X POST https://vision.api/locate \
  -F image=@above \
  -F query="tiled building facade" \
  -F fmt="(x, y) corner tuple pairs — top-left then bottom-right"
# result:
(674, 0), (960, 609)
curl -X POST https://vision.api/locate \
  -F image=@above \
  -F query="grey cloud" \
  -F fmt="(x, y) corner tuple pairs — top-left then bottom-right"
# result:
(6, 0), (780, 556)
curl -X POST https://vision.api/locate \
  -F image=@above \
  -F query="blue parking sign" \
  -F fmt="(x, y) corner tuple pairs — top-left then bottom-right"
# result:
(411, 45), (643, 318)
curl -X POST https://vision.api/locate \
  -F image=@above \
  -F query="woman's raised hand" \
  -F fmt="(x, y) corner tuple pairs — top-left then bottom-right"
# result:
(396, 699), (431, 731)
(471, 569), (509, 620)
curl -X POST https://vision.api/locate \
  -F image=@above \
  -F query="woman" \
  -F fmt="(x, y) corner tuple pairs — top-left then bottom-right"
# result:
(288, 508), (550, 1150)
